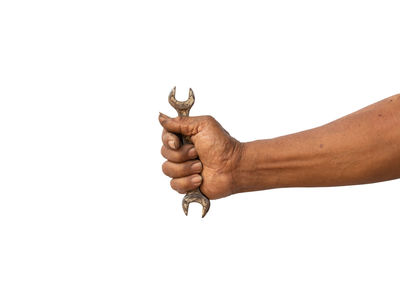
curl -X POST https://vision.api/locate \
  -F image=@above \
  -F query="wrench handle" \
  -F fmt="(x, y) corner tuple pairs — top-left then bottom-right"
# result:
(168, 87), (210, 217)
(176, 111), (210, 217)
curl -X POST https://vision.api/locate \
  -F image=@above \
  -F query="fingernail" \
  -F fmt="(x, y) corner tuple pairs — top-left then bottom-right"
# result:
(191, 161), (202, 172)
(188, 147), (197, 158)
(191, 175), (202, 185)
(168, 140), (177, 149)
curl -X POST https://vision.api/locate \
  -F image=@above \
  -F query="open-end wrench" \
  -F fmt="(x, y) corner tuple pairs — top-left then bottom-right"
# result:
(168, 87), (211, 218)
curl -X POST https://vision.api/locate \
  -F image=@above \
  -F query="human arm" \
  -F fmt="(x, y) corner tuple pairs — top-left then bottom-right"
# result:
(159, 94), (400, 199)
(236, 94), (400, 193)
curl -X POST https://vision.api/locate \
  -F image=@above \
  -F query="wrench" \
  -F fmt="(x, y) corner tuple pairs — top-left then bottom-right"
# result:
(168, 87), (211, 218)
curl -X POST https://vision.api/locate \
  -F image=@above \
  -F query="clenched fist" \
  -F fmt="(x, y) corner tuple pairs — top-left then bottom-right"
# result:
(159, 113), (243, 199)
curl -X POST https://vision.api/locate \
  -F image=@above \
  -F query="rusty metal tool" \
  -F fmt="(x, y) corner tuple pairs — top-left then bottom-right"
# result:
(168, 86), (211, 218)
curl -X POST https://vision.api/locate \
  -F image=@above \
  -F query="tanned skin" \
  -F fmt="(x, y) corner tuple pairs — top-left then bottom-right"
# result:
(159, 94), (400, 200)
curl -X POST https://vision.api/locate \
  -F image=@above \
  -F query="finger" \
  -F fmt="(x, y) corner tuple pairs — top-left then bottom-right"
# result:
(162, 160), (202, 178)
(162, 129), (181, 150)
(159, 112), (201, 136)
(161, 144), (198, 163)
(170, 174), (202, 194)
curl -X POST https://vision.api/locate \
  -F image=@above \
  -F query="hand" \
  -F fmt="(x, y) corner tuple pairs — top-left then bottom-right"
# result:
(159, 113), (243, 199)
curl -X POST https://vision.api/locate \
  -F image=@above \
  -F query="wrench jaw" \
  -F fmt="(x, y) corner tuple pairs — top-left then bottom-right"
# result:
(182, 188), (211, 218)
(168, 87), (195, 117)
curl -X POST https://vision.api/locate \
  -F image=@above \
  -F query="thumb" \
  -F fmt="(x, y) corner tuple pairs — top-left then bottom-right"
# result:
(158, 112), (201, 136)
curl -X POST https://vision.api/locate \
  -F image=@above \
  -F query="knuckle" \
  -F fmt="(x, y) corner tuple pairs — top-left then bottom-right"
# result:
(200, 115), (216, 129)
(176, 156), (185, 163)
(169, 153), (181, 163)
(184, 162), (192, 172)
(160, 146), (167, 159)
(182, 124), (190, 134)
(186, 161), (196, 173)
(176, 164), (186, 177)
(204, 115), (215, 122)
(174, 149), (187, 162)
(170, 179), (177, 190)
(170, 179), (184, 193)
(161, 161), (170, 176)
(161, 135), (168, 145)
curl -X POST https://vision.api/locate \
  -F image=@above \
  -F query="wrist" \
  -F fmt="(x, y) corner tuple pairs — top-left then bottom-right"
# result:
(231, 142), (249, 194)
(232, 140), (275, 194)
(233, 137), (307, 194)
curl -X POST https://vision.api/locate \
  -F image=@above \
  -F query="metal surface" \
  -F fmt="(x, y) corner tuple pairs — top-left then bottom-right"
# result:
(168, 87), (211, 218)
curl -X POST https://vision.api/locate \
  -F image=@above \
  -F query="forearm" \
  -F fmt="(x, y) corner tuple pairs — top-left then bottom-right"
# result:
(235, 94), (400, 193)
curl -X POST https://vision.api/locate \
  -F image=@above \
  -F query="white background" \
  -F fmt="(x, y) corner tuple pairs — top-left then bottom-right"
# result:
(1, 0), (399, 282)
